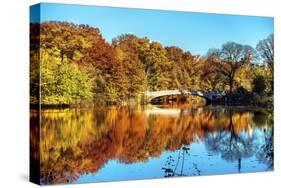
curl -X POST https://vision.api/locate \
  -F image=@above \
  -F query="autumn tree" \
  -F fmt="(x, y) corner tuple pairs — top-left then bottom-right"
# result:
(201, 54), (224, 91)
(165, 46), (203, 90)
(30, 22), (99, 105)
(30, 21), (272, 106)
(252, 64), (272, 94)
(165, 46), (184, 89)
(207, 42), (256, 94)
(113, 34), (147, 99)
(143, 41), (171, 90)
(113, 34), (171, 91)
(80, 35), (130, 104)
(30, 23), (40, 104)
(40, 22), (101, 64)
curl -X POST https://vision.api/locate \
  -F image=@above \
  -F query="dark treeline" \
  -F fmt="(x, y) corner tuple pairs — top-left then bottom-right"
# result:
(30, 21), (273, 106)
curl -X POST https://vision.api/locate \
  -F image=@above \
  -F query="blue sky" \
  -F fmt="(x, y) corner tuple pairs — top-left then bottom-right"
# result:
(30, 3), (274, 55)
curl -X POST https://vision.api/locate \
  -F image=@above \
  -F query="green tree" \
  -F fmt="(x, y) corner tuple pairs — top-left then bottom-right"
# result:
(40, 53), (93, 105)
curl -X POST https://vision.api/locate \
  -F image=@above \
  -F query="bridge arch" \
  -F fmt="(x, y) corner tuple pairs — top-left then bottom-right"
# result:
(143, 90), (222, 105)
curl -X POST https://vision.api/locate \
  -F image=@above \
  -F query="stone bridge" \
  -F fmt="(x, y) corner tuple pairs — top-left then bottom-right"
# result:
(143, 90), (224, 104)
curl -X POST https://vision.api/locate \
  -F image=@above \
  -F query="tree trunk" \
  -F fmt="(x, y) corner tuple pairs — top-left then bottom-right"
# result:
(229, 78), (233, 94)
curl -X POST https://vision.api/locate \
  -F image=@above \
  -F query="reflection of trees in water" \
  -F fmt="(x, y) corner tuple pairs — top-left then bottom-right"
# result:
(30, 110), (40, 184)
(252, 109), (273, 170)
(206, 111), (255, 172)
(30, 107), (271, 184)
(205, 110), (273, 172)
(162, 109), (268, 176)
(256, 127), (273, 170)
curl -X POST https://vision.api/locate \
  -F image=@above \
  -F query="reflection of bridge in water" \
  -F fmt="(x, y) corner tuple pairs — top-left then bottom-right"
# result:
(145, 107), (204, 117)
(145, 107), (182, 117)
(144, 90), (225, 104)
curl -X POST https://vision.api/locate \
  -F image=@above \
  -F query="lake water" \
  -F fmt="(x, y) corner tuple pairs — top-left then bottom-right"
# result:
(30, 105), (273, 185)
